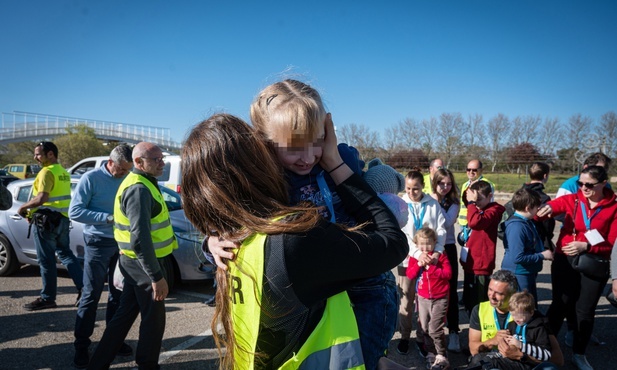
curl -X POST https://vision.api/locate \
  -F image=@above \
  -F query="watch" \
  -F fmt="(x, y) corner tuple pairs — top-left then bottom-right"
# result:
(106, 215), (114, 223)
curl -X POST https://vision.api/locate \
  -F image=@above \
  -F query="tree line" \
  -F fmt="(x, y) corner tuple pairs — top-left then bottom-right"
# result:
(337, 111), (616, 175)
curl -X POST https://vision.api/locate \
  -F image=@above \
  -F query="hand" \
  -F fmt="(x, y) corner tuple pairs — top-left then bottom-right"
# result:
(152, 278), (169, 301)
(418, 252), (432, 266)
(319, 113), (344, 171)
(536, 205), (552, 218)
(506, 336), (521, 349)
(541, 249), (554, 261)
(18, 206), (28, 218)
(498, 337), (524, 361)
(208, 236), (240, 270)
(466, 189), (478, 203)
(562, 241), (587, 256)
(429, 252), (440, 265)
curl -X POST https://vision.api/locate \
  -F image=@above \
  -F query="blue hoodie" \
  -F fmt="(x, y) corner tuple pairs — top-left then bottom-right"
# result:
(501, 213), (545, 275)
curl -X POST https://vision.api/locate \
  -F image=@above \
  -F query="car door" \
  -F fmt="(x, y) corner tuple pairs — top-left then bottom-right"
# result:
(5, 183), (37, 260)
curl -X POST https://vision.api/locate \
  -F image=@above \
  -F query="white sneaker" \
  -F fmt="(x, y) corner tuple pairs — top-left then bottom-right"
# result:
(447, 332), (461, 353)
(430, 354), (450, 370)
(425, 353), (436, 370)
(572, 354), (594, 370)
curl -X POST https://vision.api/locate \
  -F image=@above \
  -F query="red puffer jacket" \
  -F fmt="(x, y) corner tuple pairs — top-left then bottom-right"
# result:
(406, 252), (452, 299)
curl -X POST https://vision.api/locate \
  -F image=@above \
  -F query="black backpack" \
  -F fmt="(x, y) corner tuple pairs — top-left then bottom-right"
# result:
(497, 199), (515, 241)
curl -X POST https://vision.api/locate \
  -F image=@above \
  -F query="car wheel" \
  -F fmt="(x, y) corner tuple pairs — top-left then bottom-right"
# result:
(162, 256), (178, 291)
(0, 234), (20, 276)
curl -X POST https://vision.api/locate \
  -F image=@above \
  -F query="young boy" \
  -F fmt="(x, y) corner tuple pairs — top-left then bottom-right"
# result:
(501, 188), (553, 303)
(406, 227), (452, 370)
(483, 291), (552, 370)
(462, 181), (505, 314)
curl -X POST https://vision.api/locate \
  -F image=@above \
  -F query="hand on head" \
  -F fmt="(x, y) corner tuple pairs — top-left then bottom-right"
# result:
(319, 113), (343, 171)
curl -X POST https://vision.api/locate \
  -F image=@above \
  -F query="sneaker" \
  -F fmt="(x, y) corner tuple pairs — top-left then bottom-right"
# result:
(396, 339), (409, 355)
(117, 342), (133, 357)
(425, 353), (436, 370)
(204, 295), (216, 307)
(447, 332), (461, 353)
(416, 340), (429, 358)
(565, 330), (573, 347)
(431, 354), (450, 370)
(572, 354), (593, 370)
(75, 289), (82, 308)
(24, 298), (57, 311)
(73, 347), (89, 369)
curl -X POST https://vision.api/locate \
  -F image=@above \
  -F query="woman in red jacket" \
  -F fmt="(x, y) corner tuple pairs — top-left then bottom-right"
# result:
(538, 165), (617, 370)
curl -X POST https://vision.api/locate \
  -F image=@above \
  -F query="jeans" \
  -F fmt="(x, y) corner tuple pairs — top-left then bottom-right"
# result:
(33, 216), (83, 301)
(347, 271), (398, 370)
(74, 235), (122, 350)
(515, 273), (538, 306)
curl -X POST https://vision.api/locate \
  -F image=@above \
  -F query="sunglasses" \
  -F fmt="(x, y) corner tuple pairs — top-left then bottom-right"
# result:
(466, 168), (479, 173)
(576, 180), (600, 189)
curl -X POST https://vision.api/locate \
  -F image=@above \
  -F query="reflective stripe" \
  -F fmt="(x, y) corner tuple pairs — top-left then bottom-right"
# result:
(298, 339), (364, 370)
(114, 219), (170, 231)
(115, 223), (130, 231)
(48, 195), (71, 202)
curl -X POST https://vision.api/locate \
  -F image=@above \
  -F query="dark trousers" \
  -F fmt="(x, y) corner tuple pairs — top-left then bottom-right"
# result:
(88, 254), (168, 370)
(74, 236), (122, 350)
(546, 253), (606, 355)
(444, 244), (460, 333)
(463, 273), (489, 315)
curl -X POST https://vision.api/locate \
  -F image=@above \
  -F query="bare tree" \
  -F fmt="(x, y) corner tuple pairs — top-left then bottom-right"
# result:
(487, 113), (510, 172)
(436, 113), (465, 167)
(463, 113), (485, 149)
(520, 115), (541, 145)
(418, 117), (437, 159)
(337, 123), (381, 161)
(599, 111), (617, 158)
(565, 114), (594, 170)
(397, 118), (422, 149)
(537, 117), (562, 156)
(383, 125), (402, 153)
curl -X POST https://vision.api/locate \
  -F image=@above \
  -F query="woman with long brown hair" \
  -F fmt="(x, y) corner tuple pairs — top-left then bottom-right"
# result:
(181, 113), (408, 369)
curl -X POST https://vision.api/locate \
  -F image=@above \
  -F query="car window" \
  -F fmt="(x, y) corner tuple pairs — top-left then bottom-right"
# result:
(157, 162), (171, 182)
(71, 161), (97, 175)
(160, 187), (182, 211)
(17, 185), (32, 203)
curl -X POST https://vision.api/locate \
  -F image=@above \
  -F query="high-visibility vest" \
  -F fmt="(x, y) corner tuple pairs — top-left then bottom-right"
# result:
(478, 301), (513, 344)
(422, 173), (432, 194)
(113, 172), (177, 259)
(32, 164), (71, 217)
(230, 231), (365, 370)
(458, 176), (495, 227)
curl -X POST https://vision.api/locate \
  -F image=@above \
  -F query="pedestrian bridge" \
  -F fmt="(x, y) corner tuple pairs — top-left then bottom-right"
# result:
(0, 111), (182, 151)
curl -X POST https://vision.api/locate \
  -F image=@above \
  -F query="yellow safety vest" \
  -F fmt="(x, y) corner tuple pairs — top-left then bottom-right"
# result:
(422, 173), (432, 194)
(458, 176), (495, 227)
(231, 231), (365, 370)
(113, 172), (178, 259)
(32, 164), (71, 217)
(478, 301), (513, 345)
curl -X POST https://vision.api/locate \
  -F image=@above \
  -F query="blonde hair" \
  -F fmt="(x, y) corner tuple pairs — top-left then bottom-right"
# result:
(412, 227), (437, 244)
(508, 291), (535, 314)
(250, 79), (327, 148)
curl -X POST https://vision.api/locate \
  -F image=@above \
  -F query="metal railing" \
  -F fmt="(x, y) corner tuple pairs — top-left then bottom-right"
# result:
(0, 111), (182, 150)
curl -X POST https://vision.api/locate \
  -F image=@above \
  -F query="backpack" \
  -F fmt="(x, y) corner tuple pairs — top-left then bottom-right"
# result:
(497, 199), (515, 240)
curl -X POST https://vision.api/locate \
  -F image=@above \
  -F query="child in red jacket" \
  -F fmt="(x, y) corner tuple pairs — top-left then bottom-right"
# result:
(407, 227), (452, 370)
(461, 181), (505, 315)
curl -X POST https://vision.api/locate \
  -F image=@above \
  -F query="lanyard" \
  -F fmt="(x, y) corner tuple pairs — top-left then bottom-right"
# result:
(580, 202), (602, 231)
(515, 324), (528, 345)
(316, 171), (336, 223)
(493, 308), (510, 331)
(409, 199), (427, 230)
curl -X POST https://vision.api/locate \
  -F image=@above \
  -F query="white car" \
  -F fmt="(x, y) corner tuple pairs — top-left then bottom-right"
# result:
(0, 177), (213, 289)
(68, 154), (183, 193)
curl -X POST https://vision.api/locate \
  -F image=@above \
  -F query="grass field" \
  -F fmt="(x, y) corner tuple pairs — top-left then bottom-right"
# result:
(450, 172), (575, 194)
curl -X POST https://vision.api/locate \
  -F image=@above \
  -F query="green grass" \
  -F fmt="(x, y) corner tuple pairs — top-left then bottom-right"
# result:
(451, 172), (574, 194)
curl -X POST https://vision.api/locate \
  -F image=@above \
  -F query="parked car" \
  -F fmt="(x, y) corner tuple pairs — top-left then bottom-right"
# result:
(68, 154), (182, 193)
(2, 164), (41, 179)
(0, 169), (20, 187)
(0, 177), (214, 289)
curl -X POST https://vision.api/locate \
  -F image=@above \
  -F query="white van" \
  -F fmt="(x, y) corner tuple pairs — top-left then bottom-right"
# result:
(68, 155), (182, 193)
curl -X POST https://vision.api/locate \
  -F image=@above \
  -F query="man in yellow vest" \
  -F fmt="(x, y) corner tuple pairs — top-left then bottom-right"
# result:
(422, 158), (444, 194)
(468, 270), (563, 369)
(458, 159), (495, 236)
(88, 142), (178, 370)
(20, 141), (83, 311)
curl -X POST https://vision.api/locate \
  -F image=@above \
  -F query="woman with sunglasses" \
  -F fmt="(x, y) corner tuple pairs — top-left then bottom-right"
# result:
(537, 165), (617, 370)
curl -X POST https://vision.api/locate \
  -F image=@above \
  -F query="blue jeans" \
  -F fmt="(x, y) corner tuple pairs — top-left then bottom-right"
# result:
(347, 271), (398, 370)
(515, 273), (538, 305)
(33, 216), (83, 301)
(74, 235), (122, 350)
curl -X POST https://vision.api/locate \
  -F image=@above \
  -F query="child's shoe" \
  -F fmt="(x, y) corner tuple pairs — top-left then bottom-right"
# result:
(430, 354), (450, 370)
(425, 353), (436, 370)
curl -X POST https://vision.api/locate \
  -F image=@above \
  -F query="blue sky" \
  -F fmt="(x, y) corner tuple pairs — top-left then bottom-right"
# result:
(1, 0), (616, 143)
